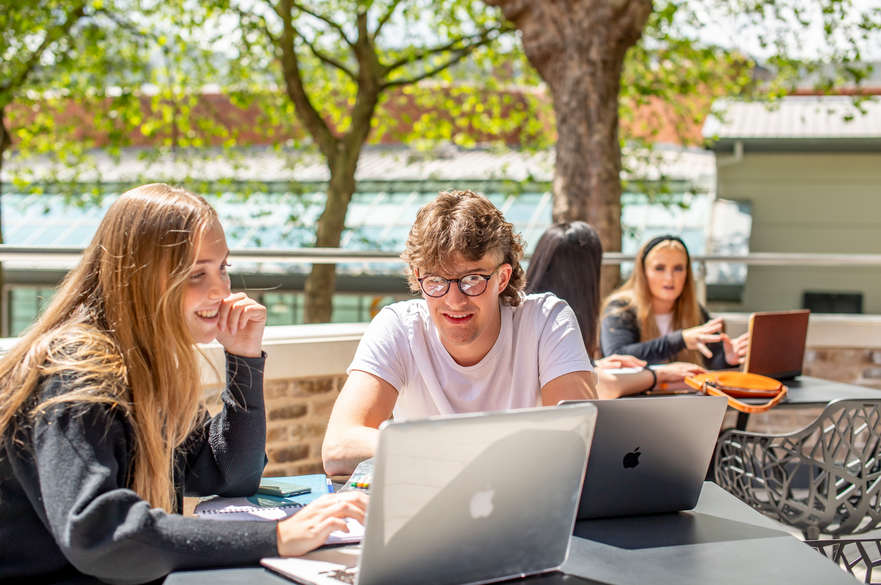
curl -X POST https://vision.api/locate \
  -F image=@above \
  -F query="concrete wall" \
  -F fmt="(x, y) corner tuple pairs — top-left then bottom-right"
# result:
(715, 152), (881, 313)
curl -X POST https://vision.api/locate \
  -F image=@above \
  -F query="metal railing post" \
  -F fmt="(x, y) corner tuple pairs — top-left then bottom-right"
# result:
(695, 260), (707, 307)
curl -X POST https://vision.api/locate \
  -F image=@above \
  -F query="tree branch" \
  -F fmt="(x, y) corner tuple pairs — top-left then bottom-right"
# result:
(276, 0), (337, 158)
(380, 29), (502, 90)
(290, 27), (357, 80)
(95, 8), (156, 41)
(234, 6), (277, 49)
(382, 27), (503, 74)
(290, 1), (354, 48)
(374, 0), (403, 38)
(0, 3), (88, 96)
(381, 47), (473, 90)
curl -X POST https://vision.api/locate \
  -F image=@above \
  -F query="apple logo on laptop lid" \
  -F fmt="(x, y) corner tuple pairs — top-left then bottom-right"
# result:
(470, 489), (495, 519)
(623, 447), (641, 469)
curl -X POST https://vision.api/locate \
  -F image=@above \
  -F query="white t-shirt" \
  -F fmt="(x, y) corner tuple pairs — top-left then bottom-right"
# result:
(654, 312), (673, 335)
(347, 292), (592, 420)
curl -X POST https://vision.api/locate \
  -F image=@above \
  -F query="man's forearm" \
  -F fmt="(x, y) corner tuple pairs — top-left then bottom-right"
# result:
(322, 426), (381, 477)
(596, 368), (654, 399)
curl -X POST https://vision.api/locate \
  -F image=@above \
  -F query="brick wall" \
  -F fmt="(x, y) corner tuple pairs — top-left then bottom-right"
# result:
(263, 376), (346, 476)
(804, 347), (881, 389)
(203, 374), (346, 477)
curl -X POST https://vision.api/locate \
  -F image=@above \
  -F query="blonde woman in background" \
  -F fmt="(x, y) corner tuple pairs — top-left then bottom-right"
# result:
(0, 184), (366, 584)
(600, 234), (748, 368)
(526, 222), (706, 398)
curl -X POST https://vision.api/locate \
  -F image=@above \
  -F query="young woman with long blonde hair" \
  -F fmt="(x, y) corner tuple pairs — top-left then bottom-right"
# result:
(526, 222), (706, 398)
(600, 235), (747, 368)
(0, 184), (365, 583)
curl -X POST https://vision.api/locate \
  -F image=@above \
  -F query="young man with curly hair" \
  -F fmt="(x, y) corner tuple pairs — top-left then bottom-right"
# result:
(322, 190), (597, 475)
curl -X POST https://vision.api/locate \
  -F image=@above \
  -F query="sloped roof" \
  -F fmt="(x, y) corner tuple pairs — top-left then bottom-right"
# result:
(703, 96), (881, 150)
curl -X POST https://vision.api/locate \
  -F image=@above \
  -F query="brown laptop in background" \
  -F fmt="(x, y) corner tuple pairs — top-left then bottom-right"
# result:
(743, 309), (811, 380)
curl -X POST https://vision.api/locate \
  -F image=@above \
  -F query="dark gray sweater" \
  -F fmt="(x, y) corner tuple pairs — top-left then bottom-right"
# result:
(600, 300), (729, 369)
(0, 352), (277, 584)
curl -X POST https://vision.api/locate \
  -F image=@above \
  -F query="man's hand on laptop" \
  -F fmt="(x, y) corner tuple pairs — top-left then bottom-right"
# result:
(276, 492), (368, 557)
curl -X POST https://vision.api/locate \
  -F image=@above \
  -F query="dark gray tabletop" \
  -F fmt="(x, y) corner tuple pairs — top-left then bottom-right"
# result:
(563, 482), (854, 585)
(165, 483), (853, 585)
(733, 375), (881, 429)
(776, 375), (881, 406)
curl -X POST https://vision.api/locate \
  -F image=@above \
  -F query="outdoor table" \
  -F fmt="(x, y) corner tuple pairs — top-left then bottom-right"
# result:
(643, 374), (881, 430)
(165, 482), (854, 585)
(732, 374), (881, 430)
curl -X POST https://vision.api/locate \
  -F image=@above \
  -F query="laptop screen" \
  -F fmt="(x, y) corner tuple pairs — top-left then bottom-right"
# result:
(743, 310), (810, 380)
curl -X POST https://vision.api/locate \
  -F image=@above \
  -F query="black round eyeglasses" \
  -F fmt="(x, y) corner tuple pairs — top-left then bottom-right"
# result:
(417, 263), (505, 298)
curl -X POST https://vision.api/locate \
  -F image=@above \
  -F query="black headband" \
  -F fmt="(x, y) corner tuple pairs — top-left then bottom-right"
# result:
(641, 235), (689, 268)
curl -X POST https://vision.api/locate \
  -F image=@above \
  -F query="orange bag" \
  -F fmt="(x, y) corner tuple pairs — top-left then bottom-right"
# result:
(685, 371), (788, 414)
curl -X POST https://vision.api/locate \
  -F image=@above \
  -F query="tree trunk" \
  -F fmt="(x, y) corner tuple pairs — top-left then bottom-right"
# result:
(550, 59), (625, 297)
(278, 7), (385, 324)
(302, 150), (360, 323)
(485, 0), (651, 297)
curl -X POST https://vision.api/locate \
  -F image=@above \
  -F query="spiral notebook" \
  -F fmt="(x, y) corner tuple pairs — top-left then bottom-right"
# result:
(195, 474), (333, 521)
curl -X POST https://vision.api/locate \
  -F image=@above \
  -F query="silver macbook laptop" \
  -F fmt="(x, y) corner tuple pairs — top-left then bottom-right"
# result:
(262, 404), (597, 585)
(559, 395), (726, 519)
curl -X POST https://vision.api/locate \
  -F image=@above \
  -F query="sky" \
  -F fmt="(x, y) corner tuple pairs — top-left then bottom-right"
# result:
(688, 0), (881, 63)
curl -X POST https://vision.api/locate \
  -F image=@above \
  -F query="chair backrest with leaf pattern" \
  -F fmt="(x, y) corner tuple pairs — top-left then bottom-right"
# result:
(715, 398), (881, 539)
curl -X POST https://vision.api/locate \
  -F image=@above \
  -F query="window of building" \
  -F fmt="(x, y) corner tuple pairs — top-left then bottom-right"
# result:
(8, 287), (56, 337)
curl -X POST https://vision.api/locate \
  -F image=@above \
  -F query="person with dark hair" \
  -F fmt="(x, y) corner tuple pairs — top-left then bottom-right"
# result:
(0, 184), (367, 584)
(526, 222), (705, 398)
(600, 234), (748, 367)
(322, 190), (597, 476)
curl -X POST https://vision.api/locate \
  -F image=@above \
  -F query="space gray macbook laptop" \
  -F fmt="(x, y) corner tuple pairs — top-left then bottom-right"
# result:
(559, 395), (727, 520)
(262, 404), (597, 585)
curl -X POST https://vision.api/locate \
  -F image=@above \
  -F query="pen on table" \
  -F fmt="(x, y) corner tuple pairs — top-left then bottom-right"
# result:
(350, 482), (370, 489)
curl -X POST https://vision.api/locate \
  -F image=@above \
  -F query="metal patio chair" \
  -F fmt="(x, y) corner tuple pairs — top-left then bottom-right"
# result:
(804, 538), (881, 584)
(714, 398), (881, 540)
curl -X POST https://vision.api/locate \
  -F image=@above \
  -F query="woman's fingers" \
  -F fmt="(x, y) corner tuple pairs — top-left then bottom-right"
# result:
(721, 333), (744, 366)
(733, 332), (750, 357)
(612, 354), (646, 368)
(276, 492), (369, 557)
(309, 491), (368, 512)
(218, 292), (247, 334)
(316, 516), (349, 536)
(309, 496), (368, 522)
(216, 293), (233, 333)
(656, 362), (704, 383)
(214, 293), (268, 357)
(700, 318), (724, 334)
(676, 362), (706, 375)
(684, 319), (725, 352)
(695, 341), (713, 358)
(218, 293), (267, 335)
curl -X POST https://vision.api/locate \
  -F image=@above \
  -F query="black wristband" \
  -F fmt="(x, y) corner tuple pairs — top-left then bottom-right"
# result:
(643, 366), (657, 392)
